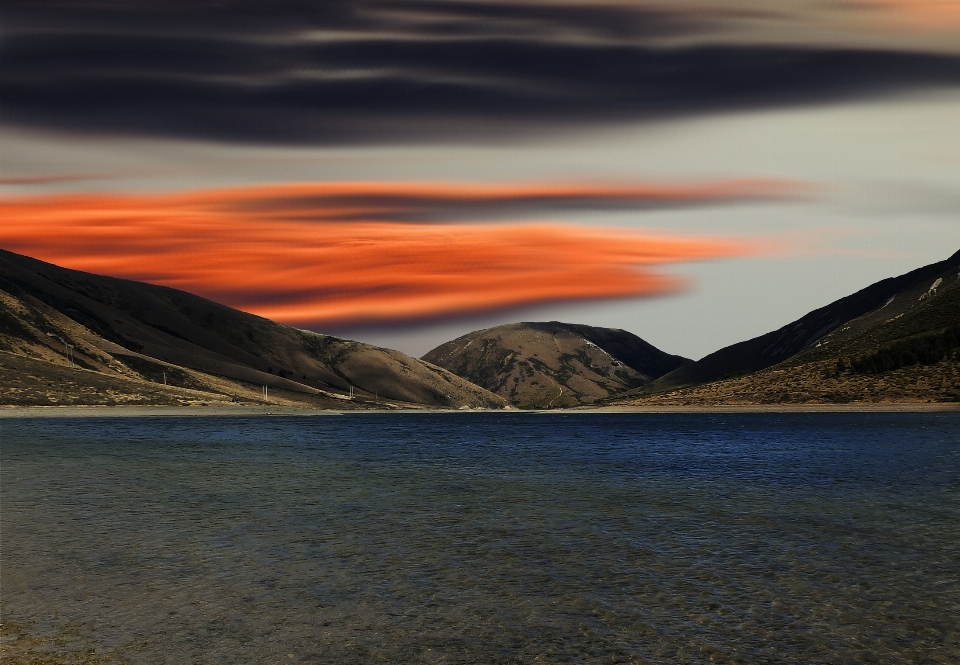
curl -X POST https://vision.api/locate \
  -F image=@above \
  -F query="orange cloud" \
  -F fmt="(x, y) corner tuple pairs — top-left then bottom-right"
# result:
(0, 181), (767, 327)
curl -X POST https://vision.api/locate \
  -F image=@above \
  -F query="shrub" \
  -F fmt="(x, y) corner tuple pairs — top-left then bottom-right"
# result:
(851, 325), (960, 374)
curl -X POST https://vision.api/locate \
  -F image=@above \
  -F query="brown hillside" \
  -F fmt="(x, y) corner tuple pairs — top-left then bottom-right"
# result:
(0, 250), (506, 409)
(423, 322), (688, 408)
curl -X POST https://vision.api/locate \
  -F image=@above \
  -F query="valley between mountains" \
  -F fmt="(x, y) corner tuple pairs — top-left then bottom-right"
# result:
(2, 248), (959, 410)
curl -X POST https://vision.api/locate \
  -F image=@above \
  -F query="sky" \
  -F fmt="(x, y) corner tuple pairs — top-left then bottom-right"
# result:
(2, 0), (960, 360)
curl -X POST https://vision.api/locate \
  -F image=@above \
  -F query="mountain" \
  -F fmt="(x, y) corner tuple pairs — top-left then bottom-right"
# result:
(614, 249), (960, 406)
(647, 249), (960, 392)
(0, 249), (506, 409)
(422, 322), (689, 408)
(6, 245), (956, 411)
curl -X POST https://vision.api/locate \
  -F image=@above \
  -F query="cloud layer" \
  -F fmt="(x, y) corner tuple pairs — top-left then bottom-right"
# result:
(0, 181), (764, 327)
(4, 0), (960, 143)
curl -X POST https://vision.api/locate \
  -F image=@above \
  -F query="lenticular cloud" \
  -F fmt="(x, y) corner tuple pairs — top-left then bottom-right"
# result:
(0, 181), (767, 327)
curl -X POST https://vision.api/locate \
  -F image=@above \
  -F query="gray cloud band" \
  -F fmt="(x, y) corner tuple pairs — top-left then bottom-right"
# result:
(4, 0), (960, 144)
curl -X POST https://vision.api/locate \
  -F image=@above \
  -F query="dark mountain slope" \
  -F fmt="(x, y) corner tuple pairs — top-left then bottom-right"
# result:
(614, 250), (960, 406)
(0, 249), (505, 409)
(423, 321), (689, 408)
(648, 249), (960, 392)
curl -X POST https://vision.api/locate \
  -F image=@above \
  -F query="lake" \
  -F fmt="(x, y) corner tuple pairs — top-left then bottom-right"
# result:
(2, 412), (959, 664)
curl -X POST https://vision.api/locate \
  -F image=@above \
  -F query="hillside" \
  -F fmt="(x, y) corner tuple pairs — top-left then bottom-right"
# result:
(614, 250), (960, 407)
(5, 246), (956, 411)
(647, 249), (960, 393)
(0, 250), (506, 409)
(423, 322), (689, 408)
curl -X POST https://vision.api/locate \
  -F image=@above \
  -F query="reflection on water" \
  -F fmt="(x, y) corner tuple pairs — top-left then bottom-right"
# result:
(2, 413), (959, 664)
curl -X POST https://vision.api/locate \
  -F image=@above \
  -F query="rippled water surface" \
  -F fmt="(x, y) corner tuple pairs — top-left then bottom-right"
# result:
(3, 413), (959, 664)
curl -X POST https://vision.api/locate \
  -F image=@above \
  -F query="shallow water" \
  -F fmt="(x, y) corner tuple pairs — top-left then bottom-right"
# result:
(2, 413), (959, 664)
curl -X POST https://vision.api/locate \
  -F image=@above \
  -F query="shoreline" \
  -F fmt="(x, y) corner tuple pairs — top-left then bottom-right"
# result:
(2, 402), (959, 418)
(0, 404), (348, 418)
(579, 402), (960, 413)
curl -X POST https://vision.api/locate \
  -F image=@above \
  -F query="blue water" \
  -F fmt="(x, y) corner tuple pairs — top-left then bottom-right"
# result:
(3, 413), (959, 664)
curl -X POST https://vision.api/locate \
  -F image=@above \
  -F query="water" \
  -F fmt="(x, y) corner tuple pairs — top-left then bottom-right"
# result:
(2, 413), (959, 664)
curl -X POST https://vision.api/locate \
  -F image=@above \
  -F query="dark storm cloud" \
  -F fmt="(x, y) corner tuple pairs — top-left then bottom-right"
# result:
(4, 0), (960, 144)
(1, 0), (728, 41)
(224, 180), (808, 223)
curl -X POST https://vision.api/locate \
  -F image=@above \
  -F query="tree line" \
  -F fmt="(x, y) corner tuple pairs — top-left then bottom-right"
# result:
(837, 325), (960, 375)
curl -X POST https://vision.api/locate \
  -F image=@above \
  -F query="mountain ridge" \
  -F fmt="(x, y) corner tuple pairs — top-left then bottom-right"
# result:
(647, 248), (960, 393)
(612, 248), (960, 406)
(3, 247), (958, 410)
(0, 249), (506, 409)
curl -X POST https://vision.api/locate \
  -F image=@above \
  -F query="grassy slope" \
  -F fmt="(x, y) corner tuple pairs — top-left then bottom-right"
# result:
(648, 249), (960, 392)
(615, 269), (960, 406)
(0, 249), (505, 409)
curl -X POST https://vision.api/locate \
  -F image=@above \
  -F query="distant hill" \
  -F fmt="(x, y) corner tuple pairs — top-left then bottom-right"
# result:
(422, 322), (689, 408)
(0, 249), (506, 409)
(615, 249), (960, 406)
